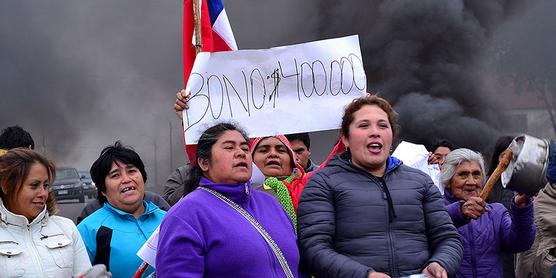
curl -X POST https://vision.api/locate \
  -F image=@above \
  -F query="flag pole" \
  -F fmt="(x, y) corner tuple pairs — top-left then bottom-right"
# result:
(193, 0), (202, 54)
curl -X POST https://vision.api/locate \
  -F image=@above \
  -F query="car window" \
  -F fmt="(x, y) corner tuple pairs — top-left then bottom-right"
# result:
(78, 171), (91, 179)
(56, 168), (79, 179)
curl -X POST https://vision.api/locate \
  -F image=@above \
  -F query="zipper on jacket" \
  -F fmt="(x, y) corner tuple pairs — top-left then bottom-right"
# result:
(377, 177), (397, 223)
(359, 170), (397, 223)
(27, 224), (45, 278)
(348, 159), (400, 276)
(367, 173), (398, 275)
(467, 224), (478, 278)
(380, 177), (399, 277)
(386, 213), (399, 277)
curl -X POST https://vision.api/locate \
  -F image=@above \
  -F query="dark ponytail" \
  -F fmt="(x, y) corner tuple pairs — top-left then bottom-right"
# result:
(183, 122), (249, 195)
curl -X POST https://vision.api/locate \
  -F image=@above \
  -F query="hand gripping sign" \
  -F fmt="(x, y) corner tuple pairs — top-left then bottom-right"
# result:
(183, 35), (367, 144)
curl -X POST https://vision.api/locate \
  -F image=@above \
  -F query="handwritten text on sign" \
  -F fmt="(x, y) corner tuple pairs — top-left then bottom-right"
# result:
(183, 35), (367, 144)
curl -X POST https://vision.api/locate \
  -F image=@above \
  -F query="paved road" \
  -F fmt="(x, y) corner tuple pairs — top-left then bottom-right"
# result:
(56, 196), (95, 224)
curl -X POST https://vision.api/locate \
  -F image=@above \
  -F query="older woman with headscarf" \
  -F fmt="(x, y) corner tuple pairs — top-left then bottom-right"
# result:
(238, 132), (344, 228)
(249, 135), (305, 225)
(442, 148), (535, 278)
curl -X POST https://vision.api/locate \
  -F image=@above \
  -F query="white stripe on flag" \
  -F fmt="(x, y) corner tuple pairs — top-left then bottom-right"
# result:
(212, 9), (238, 50)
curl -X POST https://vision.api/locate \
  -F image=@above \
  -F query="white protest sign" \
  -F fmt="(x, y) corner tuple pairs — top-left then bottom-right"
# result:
(137, 227), (159, 268)
(183, 35), (366, 144)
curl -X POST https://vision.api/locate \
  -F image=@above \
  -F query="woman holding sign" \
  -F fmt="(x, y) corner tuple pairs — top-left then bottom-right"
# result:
(156, 122), (300, 277)
(297, 95), (463, 278)
(174, 89), (315, 227)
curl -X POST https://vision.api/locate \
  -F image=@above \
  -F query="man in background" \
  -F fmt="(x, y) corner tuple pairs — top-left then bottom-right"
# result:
(286, 132), (319, 173)
(162, 165), (189, 206)
(0, 125), (34, 154)
(428, 139), (454, 168)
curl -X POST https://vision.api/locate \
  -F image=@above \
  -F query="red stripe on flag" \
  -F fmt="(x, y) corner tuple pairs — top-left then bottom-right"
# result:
(182, 0), (197, 163)
(211, 30), (233, 52)
(182, 0), (235, 164)
(183, 0), (195, 87)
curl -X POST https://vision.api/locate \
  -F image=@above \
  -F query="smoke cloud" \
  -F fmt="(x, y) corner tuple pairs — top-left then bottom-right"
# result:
(0, 0), (547, 180)
(0, 1), (185, 188)
(314, 0), (531, 151)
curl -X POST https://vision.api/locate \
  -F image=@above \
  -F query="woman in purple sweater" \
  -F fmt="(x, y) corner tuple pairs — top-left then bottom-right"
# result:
(441, 148), (535, 278)
(156, 123), (300, 278)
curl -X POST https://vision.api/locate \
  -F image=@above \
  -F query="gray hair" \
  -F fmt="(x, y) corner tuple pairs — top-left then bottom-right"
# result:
(440, 148), (486, 187)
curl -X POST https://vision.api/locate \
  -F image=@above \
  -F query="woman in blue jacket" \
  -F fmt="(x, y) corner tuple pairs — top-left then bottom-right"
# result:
(77, 142), (166, 278)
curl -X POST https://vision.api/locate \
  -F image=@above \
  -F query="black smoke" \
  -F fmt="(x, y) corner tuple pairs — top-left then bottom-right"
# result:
(315, 0), (532, 152)
(0, 0), (544, 177)
(0, 1), (185, 188)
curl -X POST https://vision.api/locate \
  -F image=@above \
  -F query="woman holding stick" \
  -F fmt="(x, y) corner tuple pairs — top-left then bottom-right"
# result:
(442, 148), (535, 278)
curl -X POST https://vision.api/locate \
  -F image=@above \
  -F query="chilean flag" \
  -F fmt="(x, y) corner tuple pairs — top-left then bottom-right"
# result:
(182, 0), (237, 163)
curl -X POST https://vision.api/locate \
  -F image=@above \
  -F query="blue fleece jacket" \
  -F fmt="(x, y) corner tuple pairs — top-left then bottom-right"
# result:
(77, 200), (165, 278)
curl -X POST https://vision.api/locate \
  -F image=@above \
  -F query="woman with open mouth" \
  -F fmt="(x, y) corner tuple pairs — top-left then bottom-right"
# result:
(77, 141), (166, 277)
(298, 94), (463, 278)
(249, 135), (306, 228)
(441, 148), (535, 278)
(173, 89), (324, 229)
(156, 122), (301, 278)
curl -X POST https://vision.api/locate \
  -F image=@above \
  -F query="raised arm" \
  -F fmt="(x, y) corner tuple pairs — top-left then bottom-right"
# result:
(499, 194), (535, 253)
(173, 89), (190, 120)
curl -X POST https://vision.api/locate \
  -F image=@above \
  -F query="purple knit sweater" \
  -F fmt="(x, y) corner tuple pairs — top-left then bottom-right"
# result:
(156, 177), (300, 278)
(444, 191), (535, 278)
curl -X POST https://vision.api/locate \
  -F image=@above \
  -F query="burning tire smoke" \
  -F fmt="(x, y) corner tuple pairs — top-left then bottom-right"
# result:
(317, 0), (530, 151)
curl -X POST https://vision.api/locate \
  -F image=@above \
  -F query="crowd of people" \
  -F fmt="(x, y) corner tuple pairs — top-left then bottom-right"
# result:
(0, 91), (555, 278)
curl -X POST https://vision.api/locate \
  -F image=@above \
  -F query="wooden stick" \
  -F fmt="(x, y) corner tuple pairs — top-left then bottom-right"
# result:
(480, 149), (513, 200)
(193, 0), (202, 54)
